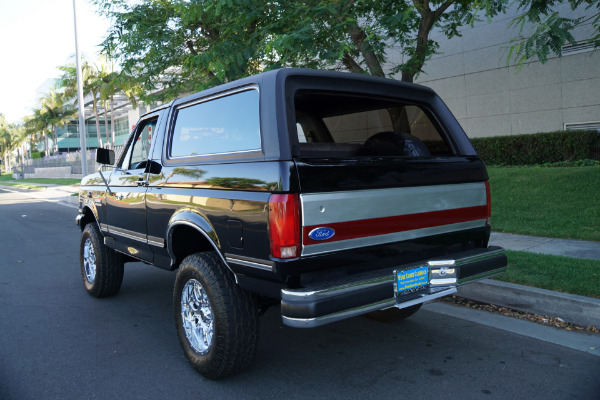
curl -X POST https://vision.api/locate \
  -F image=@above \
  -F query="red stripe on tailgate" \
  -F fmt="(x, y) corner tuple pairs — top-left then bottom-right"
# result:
(303, 205), (488, 245)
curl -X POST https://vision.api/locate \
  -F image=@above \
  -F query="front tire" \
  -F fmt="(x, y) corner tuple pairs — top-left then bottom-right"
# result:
(79, 223), (124, 297)
(173, 252), (259, 379)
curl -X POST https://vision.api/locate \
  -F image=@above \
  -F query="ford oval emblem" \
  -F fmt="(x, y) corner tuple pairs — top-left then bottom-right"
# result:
(308, 227), (335, 241)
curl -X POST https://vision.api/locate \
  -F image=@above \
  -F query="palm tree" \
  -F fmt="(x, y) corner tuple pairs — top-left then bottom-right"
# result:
(23, 113), (38, 154)
(28, 108), (52, 156)
(12, 125), (29, 170)
(40, 91), (77, 153)
(99, 68), (143, 147)
(100, 70), (119, 147)
(59, 58), (109, 148)
(0, 114), (14, 170)
(0, 115), (29, 172)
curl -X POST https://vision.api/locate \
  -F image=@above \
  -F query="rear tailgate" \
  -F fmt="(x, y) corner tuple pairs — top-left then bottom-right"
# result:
(301, 182), (488, 256)
(294, 157), (490, 257)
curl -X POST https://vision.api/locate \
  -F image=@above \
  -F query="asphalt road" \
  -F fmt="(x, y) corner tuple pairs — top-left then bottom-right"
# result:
(1, 187), (599, 400)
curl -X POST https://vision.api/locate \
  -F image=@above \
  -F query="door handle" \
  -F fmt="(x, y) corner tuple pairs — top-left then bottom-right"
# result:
(136, 178), (149, 187)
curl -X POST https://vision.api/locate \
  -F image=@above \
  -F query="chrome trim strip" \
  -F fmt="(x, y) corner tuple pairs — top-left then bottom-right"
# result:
(177, 86), (259, 110)
(147, 236), (165, 247)
(455, 247), (505, 266)
(458, 268), (506, 285)
(225, 255), (274, 271)
(99, 223), (109, 233)
(456, 248), (508, 285)
(302, 219), (486, 256)
(107, 225), (147, 244)
(282, 288), (457, 328)
(301, 183), (486, 226)
(282, 274), (392, 301)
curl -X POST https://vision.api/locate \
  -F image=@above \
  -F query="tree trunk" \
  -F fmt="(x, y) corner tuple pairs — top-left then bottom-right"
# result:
(388, 107), (412, 133)
(53, 125), (58, 153)
(92, 96), (103, 149)
(402, 0), (455, 83)
(347, 22), (385, 78)
(104, 101), (110, 148)
(342, 53), (365, 74)
(110, 94), (115, 146)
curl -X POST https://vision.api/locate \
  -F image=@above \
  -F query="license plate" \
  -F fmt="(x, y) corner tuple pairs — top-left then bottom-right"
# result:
(395, 265), (429, 296)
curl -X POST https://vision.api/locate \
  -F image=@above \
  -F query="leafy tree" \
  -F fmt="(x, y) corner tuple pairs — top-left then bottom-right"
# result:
(262, 0), (508, 83)
(94, 0), (597, 97)
(94, 0), (511, 133)
(95, 0), (503, 93)
(505, 0), (600, 65)
(93, 0), (270, 101)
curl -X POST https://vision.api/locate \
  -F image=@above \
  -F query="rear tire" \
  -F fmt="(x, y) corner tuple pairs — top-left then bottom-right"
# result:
(79, 223), (124, 298)
(365, 304), (422, 323)
(173, 252), (259, 379)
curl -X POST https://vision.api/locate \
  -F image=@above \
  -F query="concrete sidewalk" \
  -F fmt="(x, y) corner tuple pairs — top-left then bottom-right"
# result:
(490, 232), (600, 261)
(0, 182), (79, 208)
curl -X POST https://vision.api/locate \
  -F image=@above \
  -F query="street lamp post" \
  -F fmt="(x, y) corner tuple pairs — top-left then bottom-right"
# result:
(72, 0), (88, 177)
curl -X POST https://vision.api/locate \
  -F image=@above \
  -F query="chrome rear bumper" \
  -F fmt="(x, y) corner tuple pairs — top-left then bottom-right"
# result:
(280, 246), (506, 328)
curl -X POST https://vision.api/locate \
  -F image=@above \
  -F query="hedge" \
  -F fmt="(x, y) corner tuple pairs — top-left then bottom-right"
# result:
(470, 130), (599, 166)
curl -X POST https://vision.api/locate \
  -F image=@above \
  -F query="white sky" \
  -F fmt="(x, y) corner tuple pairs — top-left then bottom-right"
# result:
(0, 0), (111, 124)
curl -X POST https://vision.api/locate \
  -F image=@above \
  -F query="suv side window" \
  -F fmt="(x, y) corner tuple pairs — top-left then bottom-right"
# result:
(121, 118), (157, 170)
(169, 89), (260, 158)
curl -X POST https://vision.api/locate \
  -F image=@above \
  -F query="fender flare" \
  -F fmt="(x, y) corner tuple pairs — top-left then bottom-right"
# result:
(79, 198), (102, 232)
(166, 209), (237, 281)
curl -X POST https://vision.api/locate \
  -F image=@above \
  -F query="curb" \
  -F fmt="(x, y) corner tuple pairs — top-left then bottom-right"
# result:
(424, 302), (600, 357)
(458, 279), (600, 328)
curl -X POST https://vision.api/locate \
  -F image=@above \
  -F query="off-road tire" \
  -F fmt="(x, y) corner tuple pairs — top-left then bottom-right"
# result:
(79, 223), (124, 297)
(366, 304), (422, 323)
(173, 252), (259, 380)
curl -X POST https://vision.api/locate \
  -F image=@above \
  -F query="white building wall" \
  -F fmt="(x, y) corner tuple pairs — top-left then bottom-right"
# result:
(400, 4), (600, 138)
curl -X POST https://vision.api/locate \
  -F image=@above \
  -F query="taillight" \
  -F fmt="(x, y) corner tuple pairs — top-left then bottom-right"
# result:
(268, 194), (301, 259)
(485, 181), (491, 226)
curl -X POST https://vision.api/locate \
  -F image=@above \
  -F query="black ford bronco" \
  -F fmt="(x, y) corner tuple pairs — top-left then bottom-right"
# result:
(76, 68), (506, 379)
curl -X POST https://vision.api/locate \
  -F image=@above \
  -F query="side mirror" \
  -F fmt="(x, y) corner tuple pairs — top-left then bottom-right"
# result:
(148, 160), (162, 174)
(96, 148), (115, 165)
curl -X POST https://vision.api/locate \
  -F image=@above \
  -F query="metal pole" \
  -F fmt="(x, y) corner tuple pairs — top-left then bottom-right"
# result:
(73, 0), (88, 177)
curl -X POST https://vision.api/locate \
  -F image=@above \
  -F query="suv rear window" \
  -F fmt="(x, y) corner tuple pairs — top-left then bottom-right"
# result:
(293, 90), (453, 158)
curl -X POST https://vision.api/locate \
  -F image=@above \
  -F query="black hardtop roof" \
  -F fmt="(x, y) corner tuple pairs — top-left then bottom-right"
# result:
(172, 68), (436, 107)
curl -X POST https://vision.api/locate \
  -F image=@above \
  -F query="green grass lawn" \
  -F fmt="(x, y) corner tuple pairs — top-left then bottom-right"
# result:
(488, 166), (600, 241)
(0, 174), (80, 186)
(495, 250), (600, 298)
(0, 182), (46, 189)
(19, 178), (81, 185)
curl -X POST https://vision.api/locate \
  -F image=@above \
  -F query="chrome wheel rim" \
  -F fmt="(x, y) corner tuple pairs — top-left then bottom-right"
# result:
(181, 279), (214, 354)
(83, 238), (96, 284)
